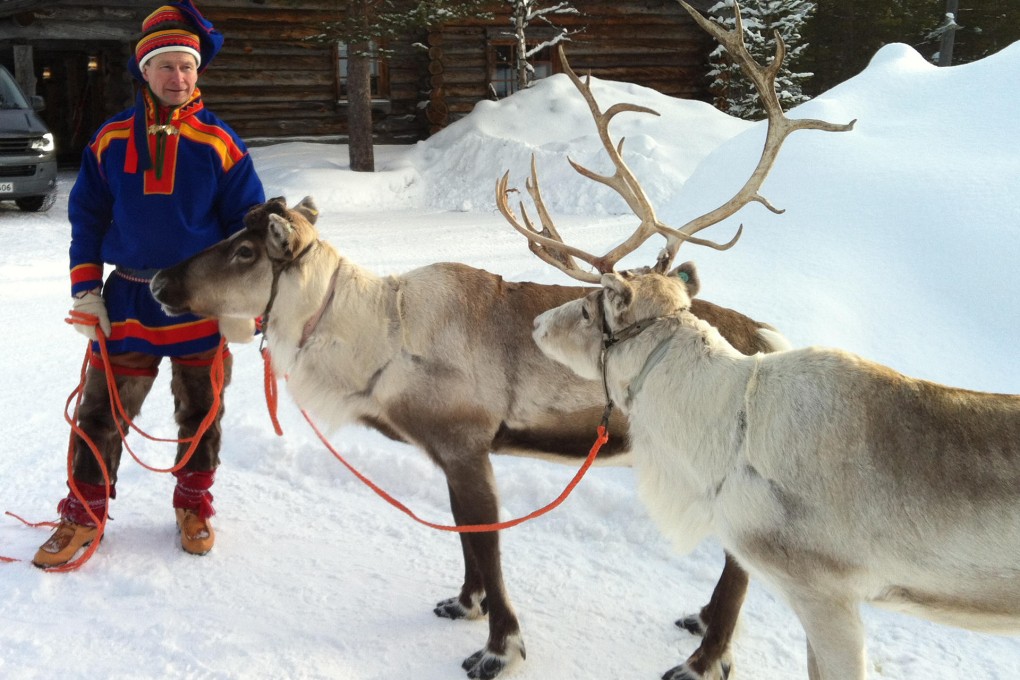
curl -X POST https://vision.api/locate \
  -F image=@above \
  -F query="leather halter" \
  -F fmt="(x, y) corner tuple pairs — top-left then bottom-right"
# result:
(597, 289), (682, 419)
(297, 265), (341, 349)
(260, 240), (317, 345)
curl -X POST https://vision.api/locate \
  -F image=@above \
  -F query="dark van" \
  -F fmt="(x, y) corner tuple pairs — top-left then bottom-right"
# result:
(0, 65), (57, 212)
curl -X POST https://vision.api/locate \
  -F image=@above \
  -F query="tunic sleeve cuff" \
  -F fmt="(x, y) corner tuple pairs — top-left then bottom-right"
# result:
(71, 263), (104, 297)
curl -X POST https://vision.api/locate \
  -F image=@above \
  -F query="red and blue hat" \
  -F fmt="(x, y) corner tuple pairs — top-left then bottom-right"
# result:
(128, 0), (223, 81)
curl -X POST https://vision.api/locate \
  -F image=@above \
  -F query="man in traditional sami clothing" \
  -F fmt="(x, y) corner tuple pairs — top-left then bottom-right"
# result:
(34, 1), (265, 568)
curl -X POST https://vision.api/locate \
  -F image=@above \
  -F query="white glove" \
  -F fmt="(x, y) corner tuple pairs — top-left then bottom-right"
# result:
(217, 317), (256, 344)
(70, 288), (111, 341)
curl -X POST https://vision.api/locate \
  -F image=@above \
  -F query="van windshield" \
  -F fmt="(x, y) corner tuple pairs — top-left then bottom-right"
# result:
(0, 67), (31, 110)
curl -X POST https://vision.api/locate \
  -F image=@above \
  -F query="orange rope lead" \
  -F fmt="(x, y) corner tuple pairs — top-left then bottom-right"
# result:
(4, 511), (57, 529)
(302, 409), (609, 533)
(0, 511), (46, 562)
(261, 347), (283, 436)
(92, 330), (226, 474)
(1, 311), (226, 570)
(257, 338), (608, 533)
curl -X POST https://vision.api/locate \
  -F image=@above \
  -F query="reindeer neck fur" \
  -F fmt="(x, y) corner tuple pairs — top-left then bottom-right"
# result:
(267, 242), (403, 409)
(606, 308), (761, 554)
(605, 308), (751, 417)
(264, 240), (340, 352)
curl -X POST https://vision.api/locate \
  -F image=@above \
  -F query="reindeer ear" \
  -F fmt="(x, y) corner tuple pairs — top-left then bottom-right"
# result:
(293, 196), (319, 225)
(266, 213), (297, 260)
(265, 197), (288, 217)
(601, 272), (634, 310)
(669, 261), (701, 298)
(244, 197), (288, 231)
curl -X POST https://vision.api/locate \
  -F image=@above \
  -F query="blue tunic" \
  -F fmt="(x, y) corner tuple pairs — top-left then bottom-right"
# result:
(68, 87), (265, 356)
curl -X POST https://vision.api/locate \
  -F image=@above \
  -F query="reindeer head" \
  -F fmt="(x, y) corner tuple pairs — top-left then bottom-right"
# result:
(533, 263), (697, 381)
(243, 195), (320, 262)
(150, 196), (320, 319)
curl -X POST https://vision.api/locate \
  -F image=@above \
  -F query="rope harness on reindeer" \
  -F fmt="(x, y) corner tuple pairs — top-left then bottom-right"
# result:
(597, 288), (683, 417)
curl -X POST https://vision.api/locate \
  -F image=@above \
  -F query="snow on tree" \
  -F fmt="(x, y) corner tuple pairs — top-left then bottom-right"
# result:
(503, 0), (582, 93)
(707, 0), (815, 120)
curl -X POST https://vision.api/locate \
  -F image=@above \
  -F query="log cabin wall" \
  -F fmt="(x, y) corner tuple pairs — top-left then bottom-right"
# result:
(427, 0), (715, 130)
(1, 0), (713, 164)
(0, 0), (430, 163)
(197, 3), (429, 145)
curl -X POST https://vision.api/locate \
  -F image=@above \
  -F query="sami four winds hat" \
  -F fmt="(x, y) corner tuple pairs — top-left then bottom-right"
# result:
(136, 26), (201, 71)
(128, 0), (223, 81)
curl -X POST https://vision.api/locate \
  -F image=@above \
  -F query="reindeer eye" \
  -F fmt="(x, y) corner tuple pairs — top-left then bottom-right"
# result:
(233, 244), (255, 262)
(581, 306), (590, 321)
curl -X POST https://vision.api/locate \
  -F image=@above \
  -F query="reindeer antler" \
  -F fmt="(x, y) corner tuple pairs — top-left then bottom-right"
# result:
(496, 0), (855, 282)
(496, 157), (604, 283)
(662, 0), (857, 267)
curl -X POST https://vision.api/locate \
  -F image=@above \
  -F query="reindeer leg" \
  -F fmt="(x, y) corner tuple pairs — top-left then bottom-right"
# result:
(442, 455), (525, 679)
(667, 552), (748, 679)
(434, 482), (487, 621)
(788, 594), (866, 680)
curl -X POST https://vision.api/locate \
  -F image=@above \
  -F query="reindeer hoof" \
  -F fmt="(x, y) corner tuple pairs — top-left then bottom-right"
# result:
(435, 597), (470, 619)
(675, 614), (707, 637)
(434, 595), (484, 620)
(462, 635), (525, 679)
(661, 659), (731, 680)
(663, 666), (700, 680)
(462, 650), (507, 679)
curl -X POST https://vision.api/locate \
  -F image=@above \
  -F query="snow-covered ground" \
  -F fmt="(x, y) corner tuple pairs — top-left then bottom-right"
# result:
(1, 40), (1018, 679)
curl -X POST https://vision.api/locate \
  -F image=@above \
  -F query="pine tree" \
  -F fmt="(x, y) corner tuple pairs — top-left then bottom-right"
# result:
(707, 0), (815, 120)
(798, 1), (1020, 97)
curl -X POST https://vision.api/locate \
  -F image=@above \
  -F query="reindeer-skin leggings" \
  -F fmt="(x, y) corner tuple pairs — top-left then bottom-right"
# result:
(70, 348), (232, 487)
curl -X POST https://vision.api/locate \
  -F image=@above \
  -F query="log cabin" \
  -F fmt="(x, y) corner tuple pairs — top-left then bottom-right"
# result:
(0, 0), (713, 165)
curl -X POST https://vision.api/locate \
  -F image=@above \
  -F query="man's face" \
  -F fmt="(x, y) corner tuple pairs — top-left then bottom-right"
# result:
(142, 52), (198, 107)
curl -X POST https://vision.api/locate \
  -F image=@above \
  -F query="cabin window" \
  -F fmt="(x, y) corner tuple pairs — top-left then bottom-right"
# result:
(337, 41), (389, 100)
(488, 43), (554, 99)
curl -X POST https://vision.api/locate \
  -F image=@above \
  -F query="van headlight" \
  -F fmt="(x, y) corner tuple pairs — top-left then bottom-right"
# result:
(31, 133), (55, 154)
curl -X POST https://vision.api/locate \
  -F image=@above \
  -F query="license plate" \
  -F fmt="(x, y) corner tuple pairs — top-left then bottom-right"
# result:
(0, 182), (12, 193)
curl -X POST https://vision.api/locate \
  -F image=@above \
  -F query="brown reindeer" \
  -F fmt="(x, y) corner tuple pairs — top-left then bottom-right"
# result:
(148, 3), (842, 677)
(149, 194), (780, 679)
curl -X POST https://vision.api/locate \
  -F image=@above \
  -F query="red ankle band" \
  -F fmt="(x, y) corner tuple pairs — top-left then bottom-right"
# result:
(58, 480), (113, 526)
(173, 469), (216, 519)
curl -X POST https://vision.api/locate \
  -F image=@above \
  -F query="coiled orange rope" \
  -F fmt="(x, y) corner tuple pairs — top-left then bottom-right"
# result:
(260, 347), (610, 534)
(2, 312), (225, 570)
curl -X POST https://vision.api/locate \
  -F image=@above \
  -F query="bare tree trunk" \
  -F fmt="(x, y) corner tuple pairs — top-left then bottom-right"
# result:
(347, 48), (375, 172)
(346, 0), (374, 172)
(938, 0), (959, 66)
(513, 1), (530, 91)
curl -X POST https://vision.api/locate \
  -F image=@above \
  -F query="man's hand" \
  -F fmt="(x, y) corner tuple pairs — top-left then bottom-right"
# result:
(70, 289), (111, 341)
(217, 317), (256, 344)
